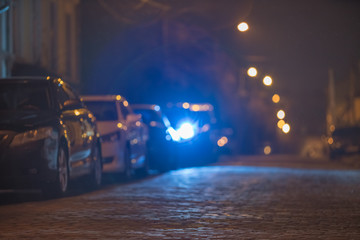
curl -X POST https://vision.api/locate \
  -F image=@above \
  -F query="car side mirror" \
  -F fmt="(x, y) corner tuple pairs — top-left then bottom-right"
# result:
(63, 99), (82, 110)
(126, 113), (142, 123)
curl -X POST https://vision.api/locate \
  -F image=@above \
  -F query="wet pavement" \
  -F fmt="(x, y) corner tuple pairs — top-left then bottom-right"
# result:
(1, 155), (360, 239)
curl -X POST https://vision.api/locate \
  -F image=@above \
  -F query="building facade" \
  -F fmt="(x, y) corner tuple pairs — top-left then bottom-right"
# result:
(0, 0), (80, 84)
(0, 0), (11, 77)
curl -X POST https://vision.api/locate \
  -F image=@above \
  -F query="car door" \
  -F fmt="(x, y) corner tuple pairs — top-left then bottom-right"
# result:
(119, 99), (145, 167)
(56, 82), (92, 177)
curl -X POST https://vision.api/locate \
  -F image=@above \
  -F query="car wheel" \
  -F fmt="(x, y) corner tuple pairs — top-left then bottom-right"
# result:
(135, 150), (149, 177)
(43, 145), (69, 198)
(167, 151), (178, 171)
(57, 145), (69, 194)
(123, 146), (132, 179)
(91, 144), (102, 188)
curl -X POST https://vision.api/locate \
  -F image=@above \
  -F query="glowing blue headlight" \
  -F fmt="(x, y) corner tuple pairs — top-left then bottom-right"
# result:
(167, 127), (181, 142)
(177, 122), (195, 140)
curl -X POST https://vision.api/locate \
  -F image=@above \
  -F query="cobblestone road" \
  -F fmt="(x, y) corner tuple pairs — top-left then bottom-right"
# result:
(1, 155), (360, 239)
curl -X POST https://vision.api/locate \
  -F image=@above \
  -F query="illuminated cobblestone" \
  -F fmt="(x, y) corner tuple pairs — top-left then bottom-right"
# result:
(0, 156), (359, 239)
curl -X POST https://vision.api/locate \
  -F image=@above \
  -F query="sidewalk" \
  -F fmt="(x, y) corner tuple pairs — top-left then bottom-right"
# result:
(217, 154), (360, 170)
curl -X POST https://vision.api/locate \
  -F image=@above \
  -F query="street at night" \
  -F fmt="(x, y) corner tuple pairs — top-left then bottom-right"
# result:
(1, 155), (360, 239)
(1, 0), (360, 239)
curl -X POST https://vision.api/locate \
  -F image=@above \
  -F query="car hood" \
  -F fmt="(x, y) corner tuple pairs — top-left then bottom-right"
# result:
(0, 111), (56, 131)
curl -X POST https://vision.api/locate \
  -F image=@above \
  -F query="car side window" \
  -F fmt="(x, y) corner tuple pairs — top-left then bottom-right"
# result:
(57, 83), (81, 109)
(120, 102), (130, 119)
(57, 86), (70, 108)
(63, 84), (78, 101)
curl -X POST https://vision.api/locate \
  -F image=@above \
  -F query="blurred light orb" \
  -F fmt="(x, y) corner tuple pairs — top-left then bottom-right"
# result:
(277, 110), (285, 119)
(330, 124), (335, 132)
(264, 145), (271, 155)
(177, 123), (195, 139)
(167, 127), (181, 142)
(247, 67), (257, 77)
(201, 124), (210, 132)
(237, 22), (249, 32)
(182, 102), (190, 109)
(328, 137), (334, 145)
(282, 123), (290, 134)
(277, 119), (285, 129)
(217, 136), (228, 147)
(263, 76), (272, 86)
(191, 104), (200, 112)
(272, 94), (280, 103)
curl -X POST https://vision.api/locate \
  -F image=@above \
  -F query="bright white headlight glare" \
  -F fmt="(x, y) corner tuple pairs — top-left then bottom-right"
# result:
(167, 127), (181, 142)
(11, 127), (55, 147)
(177, 122), (195, 140)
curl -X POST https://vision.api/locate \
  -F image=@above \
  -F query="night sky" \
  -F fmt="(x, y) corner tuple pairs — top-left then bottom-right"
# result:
(244, 0), (360, 135)
(80, 0), (360, 138)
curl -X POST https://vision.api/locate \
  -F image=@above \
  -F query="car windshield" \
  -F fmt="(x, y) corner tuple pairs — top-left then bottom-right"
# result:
(133, 109), (162, 124)
(84, 101), (118, 121)
(0, 82), (51, 111)
(165, 107), (216, 129)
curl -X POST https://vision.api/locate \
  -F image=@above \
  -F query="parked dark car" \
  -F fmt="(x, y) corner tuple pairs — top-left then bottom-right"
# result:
(0, 77), (102, 196)
(82, 95), (149, 177)
(329, 126), (360, 159)
(132, 104), (178, 172)
(163, 102), (220, 167)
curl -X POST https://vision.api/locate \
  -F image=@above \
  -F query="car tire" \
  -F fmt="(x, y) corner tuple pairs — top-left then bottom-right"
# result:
(135, 150), (149, 177)
(89, 143), (102, 189)
(42, 144), (69, 198)
(168, 152), (178, 171)
(157, 151), (176, 173)
(57, 146), (70, 194)
(123, 146), (132, 179)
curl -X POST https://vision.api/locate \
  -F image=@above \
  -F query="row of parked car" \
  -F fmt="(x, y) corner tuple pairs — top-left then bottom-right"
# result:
(0, 76), (231, 197)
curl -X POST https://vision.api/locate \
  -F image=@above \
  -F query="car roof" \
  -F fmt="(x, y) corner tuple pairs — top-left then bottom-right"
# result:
(167, 102), (214, 112)
(131, 104), (160, 111)
(0, 76), (57, 83)
(81, 95), (126, 102)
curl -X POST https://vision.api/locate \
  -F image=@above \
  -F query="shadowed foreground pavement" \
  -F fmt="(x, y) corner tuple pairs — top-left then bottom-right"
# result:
(0, 155), (360, 239)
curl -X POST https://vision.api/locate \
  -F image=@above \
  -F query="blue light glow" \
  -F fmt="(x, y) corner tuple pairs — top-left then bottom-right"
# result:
(167, 127), (181, 142)
(177, 122), (195, 140)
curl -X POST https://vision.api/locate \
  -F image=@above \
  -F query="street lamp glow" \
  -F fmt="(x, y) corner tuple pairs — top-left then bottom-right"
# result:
(272, 94), (280, 103)
(247, 67), (257, 77)
(264, 145), (271, 155)
(330, 124), (335, 132)
(263, 76), (272, 86)
(182, 102), (190, 109)
(277, 119), (285, 129)
(191, 104), (200, 112)
(277, 110), (285, 120)
(237, 22), (249, 32)
(282, 123), (290, 134)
